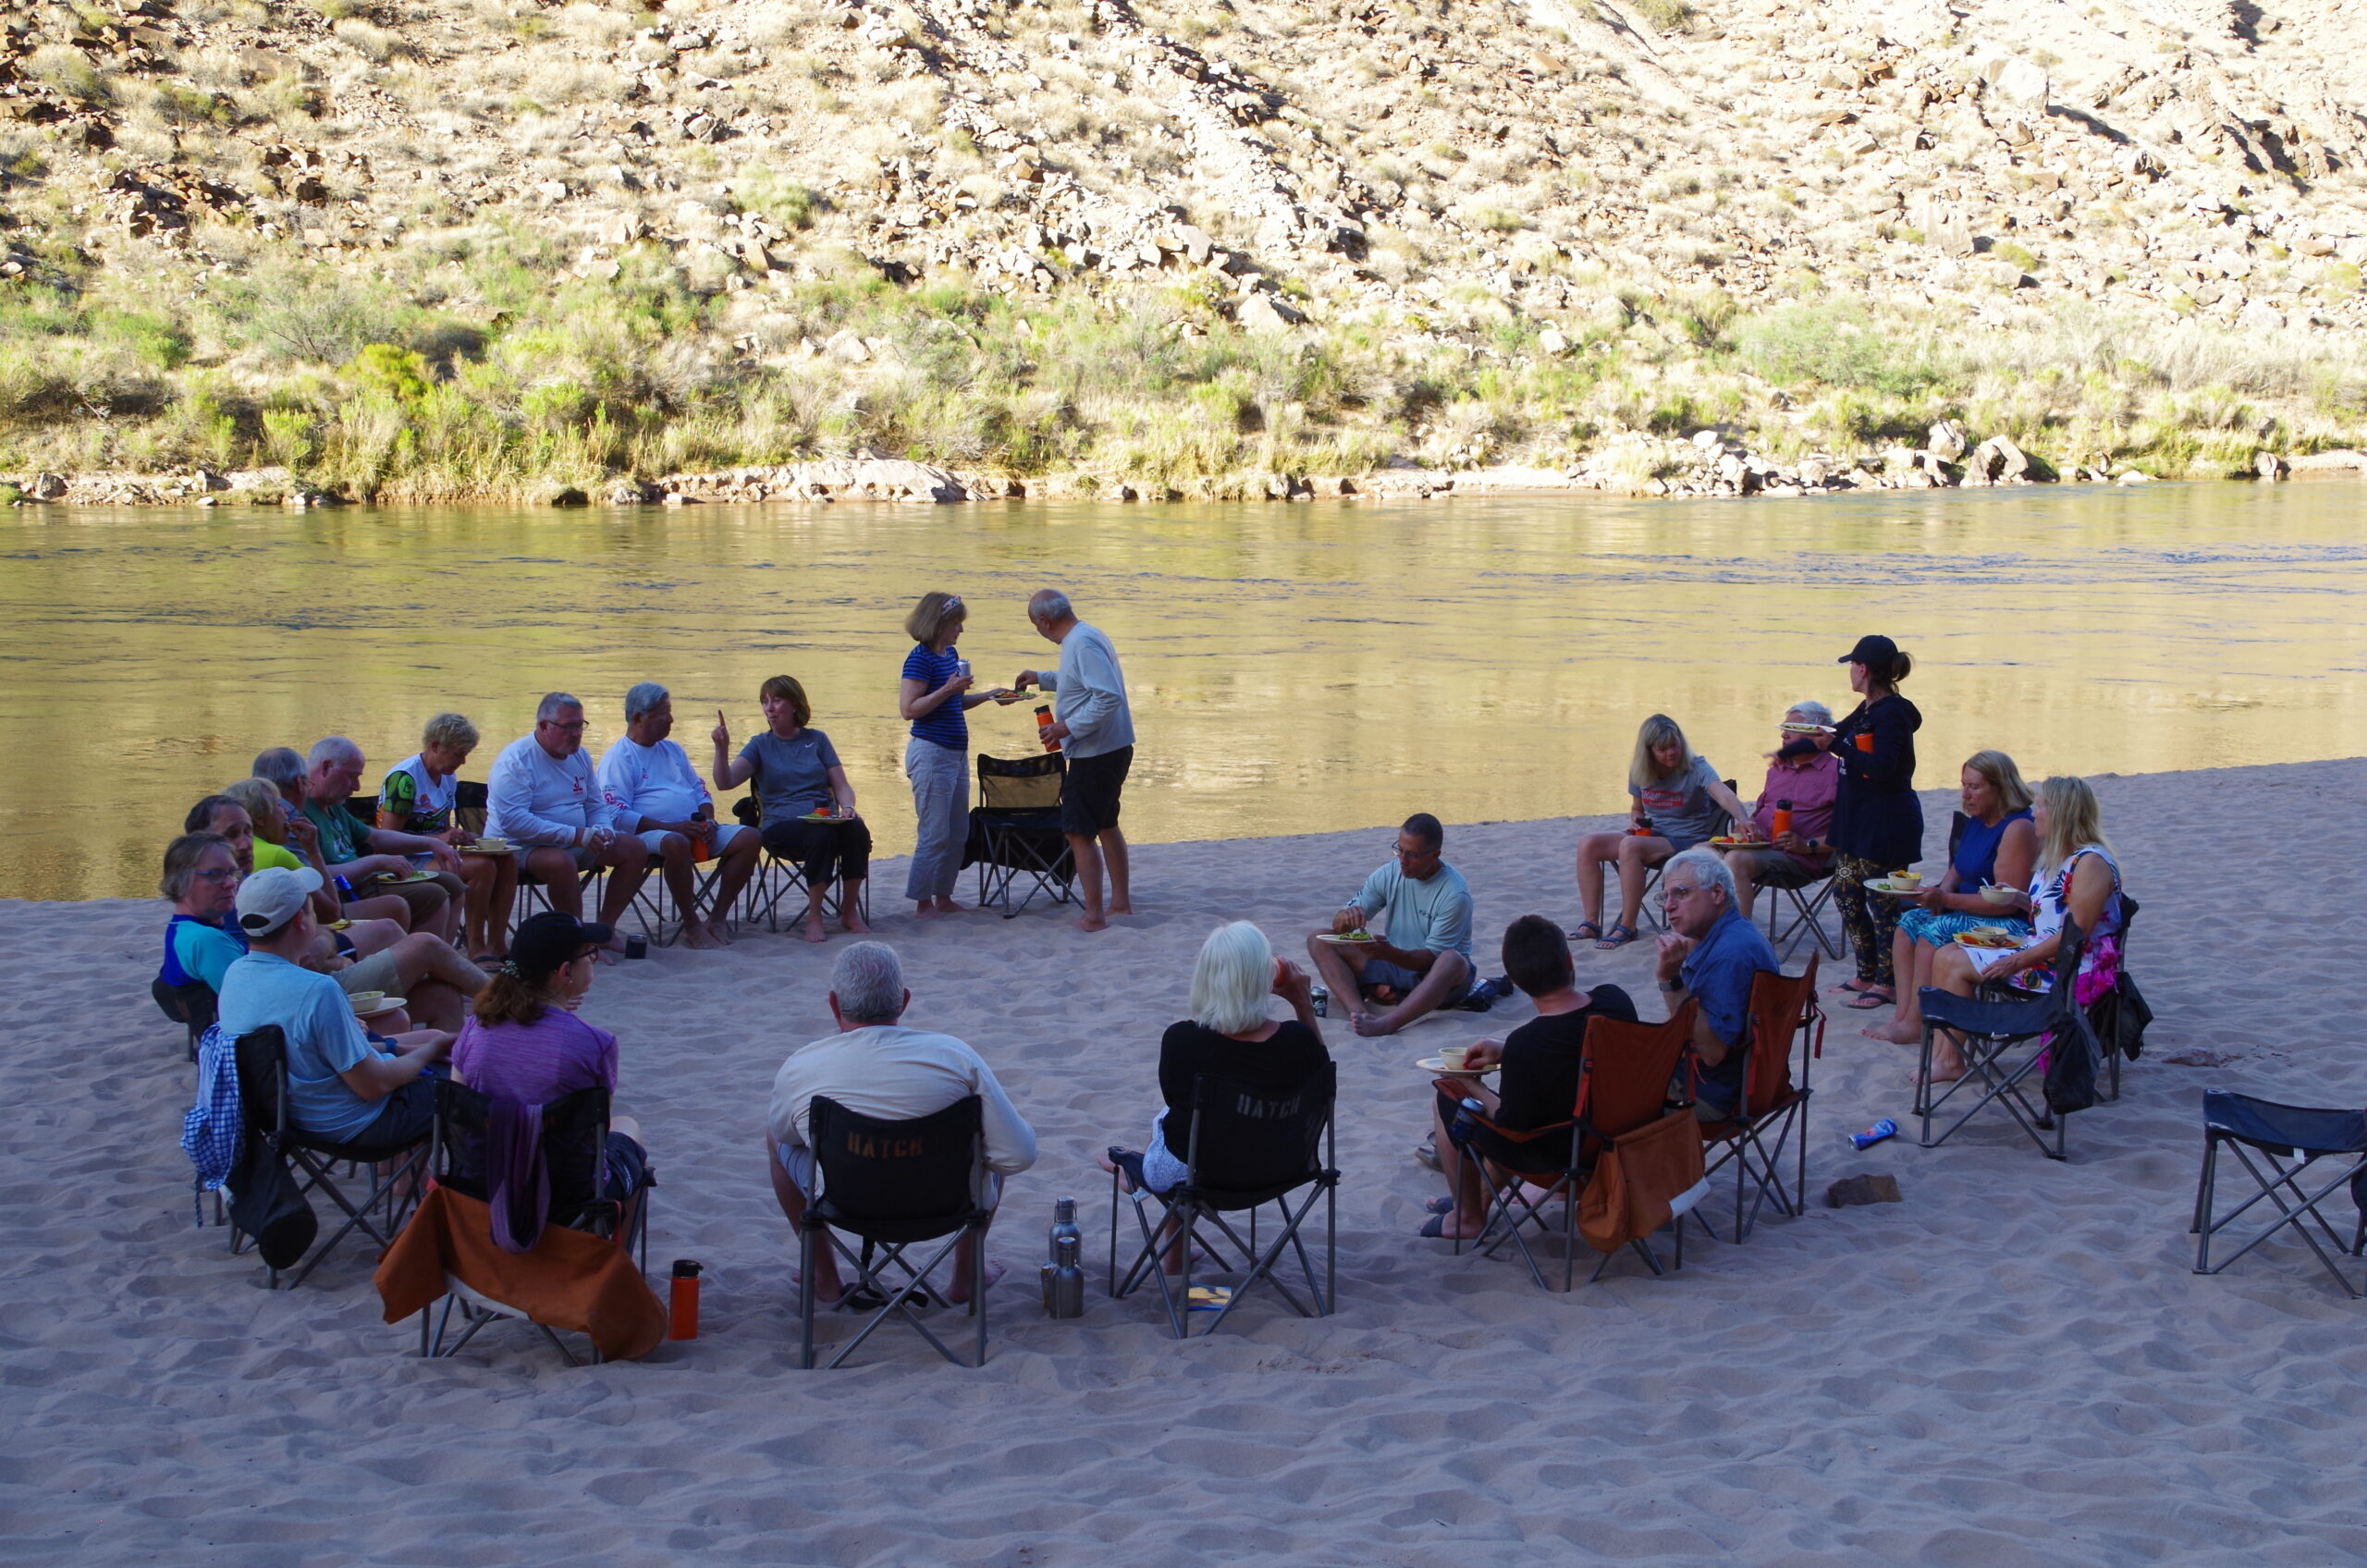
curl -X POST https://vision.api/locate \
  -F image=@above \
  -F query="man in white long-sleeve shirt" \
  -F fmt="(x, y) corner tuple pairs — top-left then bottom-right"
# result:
(1014, 589), (1136, 932)
(485, 692), (650, 952)
(767, 942), (1036, 1305)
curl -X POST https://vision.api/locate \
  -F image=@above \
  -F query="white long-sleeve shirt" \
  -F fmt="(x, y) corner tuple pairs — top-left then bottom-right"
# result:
(596, 735), (712, 830)
(1037, 619), (1134, 759)
(485, 733), (617, 846)
(767, 1024), (1038, 1177)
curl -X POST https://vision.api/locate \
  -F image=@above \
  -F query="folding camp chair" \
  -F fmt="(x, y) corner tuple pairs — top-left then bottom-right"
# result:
(798, 1095), (992, 1369)
(735, 798), (873, 932)
(2091, 896), (2147, 1103)
(1761, 867), (1842, 959)
(1914, 917), (2096, 1160)
(1695, 956), (1823, 1243)
(621, 833), (746, 946)
(1444, 1009), (1696, 1292)
(516, 863), (606, 922)
(2191, 1090), (2367, 1298)
(1109, 1065), (1340, 1338)
(964, 753), (1075, 918)
(413, 1081), (656, 1364)
(153, 977), (216, 1061)
(230, 1027), (431, 1288)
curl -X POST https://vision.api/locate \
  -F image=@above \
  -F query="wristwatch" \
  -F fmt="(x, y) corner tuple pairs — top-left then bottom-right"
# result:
(1659, 977), (1686, 993)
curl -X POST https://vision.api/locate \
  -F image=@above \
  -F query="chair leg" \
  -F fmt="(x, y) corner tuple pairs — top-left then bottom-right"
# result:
(799, 1223), (816, 1370)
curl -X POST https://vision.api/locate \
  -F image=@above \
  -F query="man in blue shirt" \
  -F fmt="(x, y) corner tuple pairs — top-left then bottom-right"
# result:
(1308, 813), (1476, 1038)
(215, 867), (454, 1146)
(1653, 848), (1781, 1118)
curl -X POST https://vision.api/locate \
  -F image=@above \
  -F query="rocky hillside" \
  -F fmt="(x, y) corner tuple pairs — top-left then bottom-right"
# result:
(5, 0), (2367, 502)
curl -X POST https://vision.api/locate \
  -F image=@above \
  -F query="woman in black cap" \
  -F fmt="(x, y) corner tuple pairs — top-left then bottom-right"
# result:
(1818, 635), (1922, 1011)
(449, 911), (649, 1205)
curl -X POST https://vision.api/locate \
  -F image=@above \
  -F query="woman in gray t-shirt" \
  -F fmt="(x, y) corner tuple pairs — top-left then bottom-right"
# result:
(712, 675), (874, 943)
(1572, 714), (1752, 949)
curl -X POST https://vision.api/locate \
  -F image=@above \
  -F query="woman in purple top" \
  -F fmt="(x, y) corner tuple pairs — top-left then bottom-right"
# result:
(451, 911), (646, 1199)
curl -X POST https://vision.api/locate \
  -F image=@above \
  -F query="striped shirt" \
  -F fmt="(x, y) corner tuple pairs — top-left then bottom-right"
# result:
(902, 643), (967, 751)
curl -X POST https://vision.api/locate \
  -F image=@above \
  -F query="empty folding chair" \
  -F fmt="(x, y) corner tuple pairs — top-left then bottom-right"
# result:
(964, 753), (1075, 918)
(1443, 1010), (1699, 1292)
(2191, 1090), (2367, 1297)
(1695, 955), (1823, 1242)
(375, 1080), (664, 1365)
(798, 1095), (992, 1369)
(230, 1026), (432, 1288)
(1914, 917), (2099, 1160)
(1108, 1064), (1339, 1338)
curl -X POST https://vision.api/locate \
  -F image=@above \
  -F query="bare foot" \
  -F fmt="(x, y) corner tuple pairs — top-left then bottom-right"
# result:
(1352, 1011), (1401, 1038)
(704, 915), (735, 946)
(1074, 913), (1109, 933)
(945, 1259), (1006, 1306)
(931, 896), (967, 914)
(841, 910), (872, 935)
(681, 923), (723, 950)
(1862, 1019), (1918, 1044)
(1107, 900), (1134, 916)
(799, 914), (828, 944)
(915, 903), (949, 920)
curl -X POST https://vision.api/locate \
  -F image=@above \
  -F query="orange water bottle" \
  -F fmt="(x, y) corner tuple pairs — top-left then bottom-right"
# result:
(1771, 799), (1794, 839)
(1035, 704), (1061, 753)
(668, 1259), (701, 1340)
(1854, 731), (1875, 753)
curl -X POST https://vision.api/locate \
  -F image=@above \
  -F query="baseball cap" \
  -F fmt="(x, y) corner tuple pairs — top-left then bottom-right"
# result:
(1838, 633), (1899, 666)
(235, 864), (323, 935)
(509, 911), (614, 978)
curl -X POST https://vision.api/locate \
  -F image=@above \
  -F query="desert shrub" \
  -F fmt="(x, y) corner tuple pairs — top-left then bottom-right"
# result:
(1733, 302), (1948, 398)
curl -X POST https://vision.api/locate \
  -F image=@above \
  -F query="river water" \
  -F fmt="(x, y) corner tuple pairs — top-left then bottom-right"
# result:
(5, 482), (2362, 902)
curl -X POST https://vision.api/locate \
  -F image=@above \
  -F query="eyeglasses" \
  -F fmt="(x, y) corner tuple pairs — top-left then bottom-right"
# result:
(544, 718), (587, 732)
(1663, 881), (1702, 901)
(1392, 840), (1439, 859)
(195, 867), (241, 884)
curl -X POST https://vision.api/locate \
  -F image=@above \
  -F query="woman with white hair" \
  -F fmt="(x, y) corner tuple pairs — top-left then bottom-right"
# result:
(1100, 922), (1331, 1219)
(380, 711), (517, 962)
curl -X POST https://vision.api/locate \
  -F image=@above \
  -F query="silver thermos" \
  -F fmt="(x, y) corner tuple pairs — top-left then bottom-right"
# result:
(1041, 1195), (1085, 1318)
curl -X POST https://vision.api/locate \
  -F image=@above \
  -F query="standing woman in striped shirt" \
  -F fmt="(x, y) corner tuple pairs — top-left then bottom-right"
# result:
(898, 591), (992, 917)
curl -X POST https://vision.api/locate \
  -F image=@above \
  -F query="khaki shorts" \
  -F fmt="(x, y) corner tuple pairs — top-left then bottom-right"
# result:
(337, 949), (403, 996)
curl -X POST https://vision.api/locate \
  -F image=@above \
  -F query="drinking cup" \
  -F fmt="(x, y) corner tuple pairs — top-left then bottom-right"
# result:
(1440, 1046), (1469, 1072)
(1855, 732), (1875, 753)
(348, 990), (385, 1013)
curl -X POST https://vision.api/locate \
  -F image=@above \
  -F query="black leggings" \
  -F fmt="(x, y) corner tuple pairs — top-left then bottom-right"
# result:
(762, 816), (872, 887)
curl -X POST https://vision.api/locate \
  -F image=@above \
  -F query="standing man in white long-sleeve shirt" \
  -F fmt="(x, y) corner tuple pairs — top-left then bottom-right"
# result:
(1014, 588), (1136, 932)
(485, 692), (650, 955)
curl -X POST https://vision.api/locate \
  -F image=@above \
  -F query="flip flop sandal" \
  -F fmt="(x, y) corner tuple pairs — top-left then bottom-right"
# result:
(1597, 923), (1639, 949)
(1838, 977), (1880, 994)
(1425, 1194), (1455, 1215)
(1846, 988), (1896, 1010)
(1568, 922), (1603, 943)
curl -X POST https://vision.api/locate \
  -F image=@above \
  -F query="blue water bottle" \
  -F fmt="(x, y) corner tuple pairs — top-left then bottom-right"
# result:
(1847, 1118), (1898, 1152)
(332, 874), (356, 904)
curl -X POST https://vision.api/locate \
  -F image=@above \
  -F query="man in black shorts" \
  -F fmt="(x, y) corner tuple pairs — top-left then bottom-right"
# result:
(1016, 589), (1135, 932)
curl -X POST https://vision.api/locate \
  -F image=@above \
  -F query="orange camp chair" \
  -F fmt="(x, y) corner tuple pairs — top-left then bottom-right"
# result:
(1694, 956), (1823, 1243)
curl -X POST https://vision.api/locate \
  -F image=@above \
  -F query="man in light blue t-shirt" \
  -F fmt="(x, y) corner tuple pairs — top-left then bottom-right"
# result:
(215, 867), (454, 1146)
(1306, 813), (1476, 1038)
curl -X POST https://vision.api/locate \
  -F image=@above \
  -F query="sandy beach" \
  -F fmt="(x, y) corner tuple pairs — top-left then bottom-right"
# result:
(4, 756), (2363, 1565)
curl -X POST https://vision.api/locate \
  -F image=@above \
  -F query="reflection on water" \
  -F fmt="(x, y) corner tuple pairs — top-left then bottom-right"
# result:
(4, 483), (2362, 900)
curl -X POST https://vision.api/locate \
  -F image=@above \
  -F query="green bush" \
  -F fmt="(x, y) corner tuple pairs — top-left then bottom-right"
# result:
(1733, 303), (1948, 398)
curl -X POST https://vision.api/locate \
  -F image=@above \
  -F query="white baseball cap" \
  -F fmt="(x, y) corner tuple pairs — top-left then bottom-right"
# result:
(234, 865), (324, 935)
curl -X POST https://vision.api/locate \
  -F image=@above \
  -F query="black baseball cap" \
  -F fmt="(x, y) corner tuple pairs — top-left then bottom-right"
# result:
(509, 912), (613, 978)
(1838, 634), (1899, 666)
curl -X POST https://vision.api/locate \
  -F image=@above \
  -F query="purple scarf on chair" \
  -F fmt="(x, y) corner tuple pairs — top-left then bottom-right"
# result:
(486, 1096), (550, 1255)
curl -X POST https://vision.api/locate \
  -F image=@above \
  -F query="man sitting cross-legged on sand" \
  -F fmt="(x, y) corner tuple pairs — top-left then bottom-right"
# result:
(215, 866), (457, 1149)
(1418, 914), (1637, 1241)
(765, 942), (1037, 1306)
(486, 692), (652, 958)
(1653, 847), (1781, 1122)
(596, 681), (761, 949)
(1306, 813), (1476, 1038)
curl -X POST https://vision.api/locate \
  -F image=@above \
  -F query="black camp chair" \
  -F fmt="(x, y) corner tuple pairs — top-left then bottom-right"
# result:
(797, 1095), (991, 1369)
(1109, 1065), (1339, 1337)
(963, 753), (1075, 918)
(735, 797), (873, 931)
(418, 1080), (654, 1364)
(2089, 896), (2148, 1102)
(153, 978), (216, 1061)
(2192, 1091), (2367, 1297)
(1915, 917), (2097, 1160)
(231, 1027), (431, 1288)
